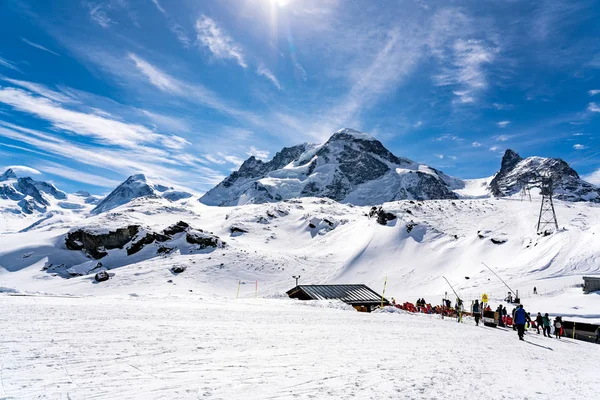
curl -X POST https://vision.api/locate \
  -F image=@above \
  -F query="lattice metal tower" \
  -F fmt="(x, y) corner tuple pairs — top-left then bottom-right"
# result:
(536, 174), (559, 234)
(519, 182), (532, 202)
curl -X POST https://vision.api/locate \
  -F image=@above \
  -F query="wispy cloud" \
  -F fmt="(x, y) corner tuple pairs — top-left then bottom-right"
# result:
(0, 56), (23, 74)
(246, 146), (270, 160)
(39, 162), (121, 187)
(127, 53), (259, 124)
(0, 85), (187, 152)
(472, 141), (482, 147)
(1, 165), (41, 176)
(573, 144), (586, 150)
(434, 39), (498, 104)
(435, 134), (462, 141)
(83, 2), (114, 29)
(256, 64), (282, 90)
(494, 135), (509, 141)
(20, 37), (60, 56)
(128, 53), (181, 93)
(583, 169), (600, 186)
(151, 0), (191, 47)
(0, 76), (74, 103)
(497, 120), (510, 128)
(588, 102), (600, 113)
(195, 15), (247, 68)
(588, 89), (600, 96)
(489, 146), (499, 151)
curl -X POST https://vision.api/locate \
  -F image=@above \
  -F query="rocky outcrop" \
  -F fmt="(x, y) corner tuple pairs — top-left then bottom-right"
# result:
(186, 230), (224, 248)
(65, 226), (140, 259)
(490, 149), (600, 202)
(369, 206), (397, 226)
(65, 221), (223, 260)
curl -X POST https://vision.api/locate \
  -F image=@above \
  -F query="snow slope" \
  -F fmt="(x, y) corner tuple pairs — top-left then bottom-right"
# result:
(1, 195), (599, 322)
(0, 294), (598, 399)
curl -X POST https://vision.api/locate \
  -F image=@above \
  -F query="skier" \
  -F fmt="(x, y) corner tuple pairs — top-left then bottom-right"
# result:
(554, 316), (562, 339)
(497, 305), (504, 327)
(511, 308), (517, 331)
(514, 304), (529, 341)
(595, 326), (600, 344)
(473, 300), (481, 326)
(507, 292), (513, 303)
(456, 298), (463, 322)
(533, 287), (537, 295)
(542, 313), (551, 337)
(535, 312), (543, 334)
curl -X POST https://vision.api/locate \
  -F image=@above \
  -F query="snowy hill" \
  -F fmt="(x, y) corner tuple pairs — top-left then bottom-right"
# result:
(2, 195), (600, 322)
(0, 168), (97, 233)
(91, 174), (192, 214)
(200, 128), (462, 206)
(490, 149), (600, 202)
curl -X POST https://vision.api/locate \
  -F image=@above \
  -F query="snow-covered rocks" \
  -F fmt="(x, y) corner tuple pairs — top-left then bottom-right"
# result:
(91, 174), (193, 215)
(199, 129), (459, 206)
(490, 149), (600, 202)
(65, 226), (140, 259)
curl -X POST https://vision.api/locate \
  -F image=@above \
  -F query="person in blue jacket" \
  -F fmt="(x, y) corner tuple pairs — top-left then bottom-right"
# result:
(514, 304), (530, 341)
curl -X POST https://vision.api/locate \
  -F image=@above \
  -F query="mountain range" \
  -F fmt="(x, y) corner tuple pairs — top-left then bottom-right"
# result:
(1, 129), (599, 221)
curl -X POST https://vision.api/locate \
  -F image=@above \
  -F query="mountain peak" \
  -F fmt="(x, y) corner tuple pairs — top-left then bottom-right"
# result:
(332, 128), (376, 141)
(501, 149), (522, 171)
(0, 168), (18, 181)
(126, 173), (147, 182)
(200, 129), (457, 206)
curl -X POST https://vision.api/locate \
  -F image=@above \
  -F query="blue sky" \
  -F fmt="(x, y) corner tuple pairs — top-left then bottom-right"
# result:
(0, 0), (599, 194)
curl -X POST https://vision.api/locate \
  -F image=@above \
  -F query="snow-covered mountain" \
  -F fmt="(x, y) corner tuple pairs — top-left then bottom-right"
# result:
(200, 128), (462, 206)
(489, 149), (600, 202)
(91, 174), (192, 214)
(0, 168), (69, 214)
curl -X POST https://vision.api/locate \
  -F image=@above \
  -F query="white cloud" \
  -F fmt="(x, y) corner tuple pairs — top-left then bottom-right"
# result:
(0, 56), (22, 73)
(246, 146), (270, 160)
(573, 144), (586, 150)
(140, 109), (191, 133)
(256, 65), (282, 90)
(151, 0), (166, 14)
(494, 135), (509, 142)
(434, 39), (497, 104)
(435, 154), (444, 159)
(128, 53), (182, 94)
(588, 89), (600, 96)
(84, 2), (114, 29)
(2, 165), (41, 176)
(151, 0), (190, 47)
(588, 102), (600, 113)
(195, 15), (247, 68)
(573, 132), (584, 136)
(435, 134), (461, 141)
(0, 122), (224, 189)
(204, 154), (226, 165)
(39, 162), (121, 188)
(220, 153), (244, 166)
(127, 53), (259, 124)
(497, 120), (510, 128)
(489, 146), (499, 151)
(413, 121), (422, 128)
(583, 169), (600, 186)
(1, 77), (74, 103)
(472, 141), (482, 147)
(20, 37), (60, 56)
(0, 87), (167, 149)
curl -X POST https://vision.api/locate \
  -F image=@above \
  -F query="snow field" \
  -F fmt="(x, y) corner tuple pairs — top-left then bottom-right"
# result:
(0, 295), (598, 400)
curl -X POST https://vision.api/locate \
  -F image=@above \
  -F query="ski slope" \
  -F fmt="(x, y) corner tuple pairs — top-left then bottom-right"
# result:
(1, 196), (599, 322)
(0, 294), (598, 400)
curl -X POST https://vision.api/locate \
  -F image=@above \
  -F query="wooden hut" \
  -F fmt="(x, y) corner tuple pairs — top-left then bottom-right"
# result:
(286, 284), (388, 312)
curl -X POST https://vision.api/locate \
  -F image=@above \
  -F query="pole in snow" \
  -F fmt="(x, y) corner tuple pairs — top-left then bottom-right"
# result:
(381, 276), (388, 309)
(442, 276), (461, 303)
(236, 280), (241, 299)
(255, 280), (258, 298)
(481, 262), (518, 298)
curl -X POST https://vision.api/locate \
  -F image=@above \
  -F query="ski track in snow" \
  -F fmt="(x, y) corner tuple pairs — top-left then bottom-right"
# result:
(0, 295), (598, 400)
